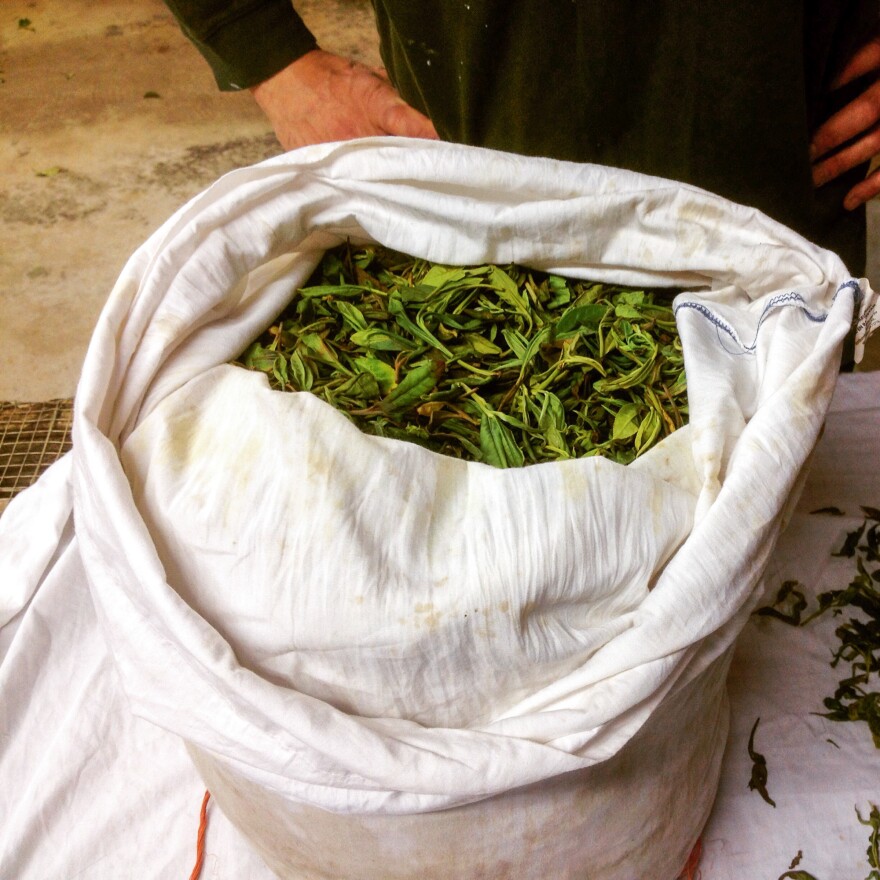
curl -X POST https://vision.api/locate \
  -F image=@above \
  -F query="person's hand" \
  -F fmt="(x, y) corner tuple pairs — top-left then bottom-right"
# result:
(249, 49), (439, 150)
(811, 36), (880, 210)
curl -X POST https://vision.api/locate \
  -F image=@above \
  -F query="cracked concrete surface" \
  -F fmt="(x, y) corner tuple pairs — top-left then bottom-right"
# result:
(1, 1), (877, 400)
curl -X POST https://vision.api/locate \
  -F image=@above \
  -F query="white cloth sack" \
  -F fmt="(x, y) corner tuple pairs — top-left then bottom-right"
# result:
(47, 139), (869, 878)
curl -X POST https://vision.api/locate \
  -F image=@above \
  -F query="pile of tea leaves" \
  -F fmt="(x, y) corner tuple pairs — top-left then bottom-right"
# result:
(236, 243), (687, 467)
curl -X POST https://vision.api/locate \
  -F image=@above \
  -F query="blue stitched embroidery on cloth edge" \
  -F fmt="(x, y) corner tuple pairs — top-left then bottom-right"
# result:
(672, 280), (860, 354)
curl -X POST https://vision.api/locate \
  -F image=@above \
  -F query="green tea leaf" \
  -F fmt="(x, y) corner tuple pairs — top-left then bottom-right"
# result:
(241, 342), (279, 373)
(501, 327), (528, 361)
(634, 408), (662, 453)
(488, 266), (531, 318)
(334, 300), (368, 331)
(298, 332), (341, 365)
(480, 412), (525, 468)
(354, 356), (396, 394)
(747, 717), (776, 808)
(533, 391), (569, 456)
(395, 283), (435, 303)
(614, 303), (644, 320)
(755, 580), (809, 625)
(421, 264), (468, 289)
(546, 275), (572, 309)
(272, 354), (289, 387)
(556, 303), (608, 335)
(593, 351), (657, 393)
(388, 295), (454, 358)
(299, 283), (376, 299)
(380, 359), (445, 414)
(288, 350), (313, 391)
(349, 327), (417, 352)
(612, 402), (641, 441)
(856, 803), (880, 878)
(464, 332), (503, 356)
(833, 522), (866, 558)
(337, 371), (380, 401)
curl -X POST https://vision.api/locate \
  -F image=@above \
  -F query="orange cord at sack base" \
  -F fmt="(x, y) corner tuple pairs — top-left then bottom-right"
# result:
(188, 790), (211, 880)
(184, 790), (700, 879)
(680, 838), (703, 880)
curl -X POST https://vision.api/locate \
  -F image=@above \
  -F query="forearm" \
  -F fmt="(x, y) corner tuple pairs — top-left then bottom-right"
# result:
(163, 0), (317, 90)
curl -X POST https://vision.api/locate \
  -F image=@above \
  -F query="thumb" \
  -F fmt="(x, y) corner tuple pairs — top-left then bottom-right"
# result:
(379, 101), (440, 139)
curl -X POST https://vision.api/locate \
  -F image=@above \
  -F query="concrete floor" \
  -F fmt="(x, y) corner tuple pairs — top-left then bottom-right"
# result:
(2, 0), (878, 402)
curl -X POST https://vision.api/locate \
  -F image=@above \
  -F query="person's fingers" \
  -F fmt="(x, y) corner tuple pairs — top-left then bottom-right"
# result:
(810, 79), (880, 161)
(813, 123), (880, 186)
(830, 36), (880, 89)
(810, 39), (880, 204)
(842, 165), (880, 210)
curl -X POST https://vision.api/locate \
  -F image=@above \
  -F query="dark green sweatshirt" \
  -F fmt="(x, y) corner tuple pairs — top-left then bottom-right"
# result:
(164, 1), (878, 274)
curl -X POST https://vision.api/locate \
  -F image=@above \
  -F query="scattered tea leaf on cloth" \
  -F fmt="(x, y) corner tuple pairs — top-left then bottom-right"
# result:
(757, 508), (880, 748)
(747, 717), (776, 807)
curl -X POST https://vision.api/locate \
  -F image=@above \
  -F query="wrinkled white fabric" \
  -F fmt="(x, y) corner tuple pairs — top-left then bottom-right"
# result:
(1, 139), (874, 878)
(120, 365), (695, 730)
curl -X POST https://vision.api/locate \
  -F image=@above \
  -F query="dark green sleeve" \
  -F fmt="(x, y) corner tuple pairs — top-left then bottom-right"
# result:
(163, 0), (318, 91)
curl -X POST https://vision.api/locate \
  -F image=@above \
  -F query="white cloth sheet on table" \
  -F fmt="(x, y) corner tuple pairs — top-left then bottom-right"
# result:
(0, 371), (877, 879)
(700, 370), (880, 879)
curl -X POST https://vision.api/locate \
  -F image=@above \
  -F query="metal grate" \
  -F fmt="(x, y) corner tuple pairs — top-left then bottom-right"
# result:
(0, 399), (74, 503)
